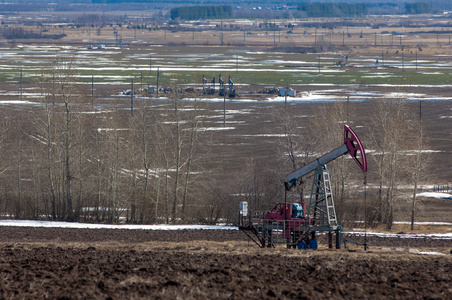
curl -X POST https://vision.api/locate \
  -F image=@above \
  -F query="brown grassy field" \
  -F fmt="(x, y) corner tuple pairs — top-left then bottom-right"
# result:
(0, 13), (452, 298)
(1, 13), (452, 220)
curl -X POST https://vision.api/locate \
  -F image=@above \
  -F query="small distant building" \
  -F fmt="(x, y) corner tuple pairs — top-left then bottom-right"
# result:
(122, 90), (135, 95)
(279, 88), (296, 97)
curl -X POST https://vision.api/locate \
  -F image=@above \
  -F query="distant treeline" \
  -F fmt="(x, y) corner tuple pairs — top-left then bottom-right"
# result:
(170, 5), (233, 20)
(1, 28), (66, 40)
(405, 2), (431, 14)
(0, 3), (50, 11)
(298, 3), (368, 18)
(366, 3), (397, 8)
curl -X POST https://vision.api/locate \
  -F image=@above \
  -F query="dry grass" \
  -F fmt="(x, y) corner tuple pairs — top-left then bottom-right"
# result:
(363, 224), (452, 235)
(1, 14), (452, 227)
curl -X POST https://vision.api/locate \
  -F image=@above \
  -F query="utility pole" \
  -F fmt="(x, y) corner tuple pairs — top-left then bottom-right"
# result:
(318, 54), (321, 73)
(364, 172), (368, 251)
(131, 79), (134, 116)
(20, 68), (22, 100)
(91, 75), (94, 108)
(223, 93), (226, 127)
(156, 67), (160, 97)
(285, 90), (287, 111)
(416, 51), (418, 70)
(402, 52), (404, 72)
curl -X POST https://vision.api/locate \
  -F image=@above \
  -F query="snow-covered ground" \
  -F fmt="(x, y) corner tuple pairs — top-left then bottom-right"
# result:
(0, 219), (236, 231)
(0, 219), (451, 239)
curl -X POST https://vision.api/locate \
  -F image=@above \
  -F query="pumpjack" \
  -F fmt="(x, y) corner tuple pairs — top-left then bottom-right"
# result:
(202, 74), (208, 94)
(219, 74), (225, 96)
(239, 125), (367, 249)
(228, 75), (235, 98)
(202, 74), (216, 95)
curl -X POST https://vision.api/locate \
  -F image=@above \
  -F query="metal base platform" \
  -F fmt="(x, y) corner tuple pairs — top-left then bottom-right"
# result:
(239, 215), (341, 249)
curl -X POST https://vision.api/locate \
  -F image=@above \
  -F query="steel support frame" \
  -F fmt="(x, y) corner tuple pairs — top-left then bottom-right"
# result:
(308, 164), (338, 229)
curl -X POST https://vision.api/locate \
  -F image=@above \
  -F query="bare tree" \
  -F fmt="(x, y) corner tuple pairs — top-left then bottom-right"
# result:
(166, 88), (203, 223)
(34, 99), (61, 220)
(161, 131), (171, 223)
(236, 157), (280, 212)
(171, 91), (182, 222)
(0, 117), (10, 216)
(408, 104), (430, 230)
(35, 63), (69, 220)
(154, 120), (172, 223)
(73, 107), (93, 221)
(272, 105), (318, 203)
(37, 55), (88, 221)
(101, 108), (128, 224)
(370, 97), (413, 230)
(129, 100), (162, 223)
(122, 125), (141, 223)
(180, 99), (201, 220)
(14, 131), (23, 219)
(93, 118), (104, 222)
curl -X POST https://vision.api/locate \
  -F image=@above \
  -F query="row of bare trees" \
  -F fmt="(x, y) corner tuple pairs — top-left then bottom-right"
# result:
(0, 57), (221, 224)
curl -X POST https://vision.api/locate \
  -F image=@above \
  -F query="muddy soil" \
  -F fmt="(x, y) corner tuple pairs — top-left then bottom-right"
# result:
(1, 226), (452, 299)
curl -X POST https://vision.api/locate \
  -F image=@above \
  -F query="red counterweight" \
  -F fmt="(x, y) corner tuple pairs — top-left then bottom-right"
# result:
(286, 125), (367, 190)
(344, 124), (367, 173)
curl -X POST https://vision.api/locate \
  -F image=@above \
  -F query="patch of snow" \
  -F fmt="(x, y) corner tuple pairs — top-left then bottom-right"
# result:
(0, 100), (39, 105)
(394, 221), (452, 226)
(241, 134), (287, 137)
(0, 220), (237, 230)
(97, 128), (129, 133)
(346, 231), (452, 239)
(417, 192), (452, 199)
(197, 127), (235, 131)
(418, 251), (446, 256)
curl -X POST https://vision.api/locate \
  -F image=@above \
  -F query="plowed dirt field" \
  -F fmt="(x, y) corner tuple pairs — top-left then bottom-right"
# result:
(1, 226), (451, 299)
